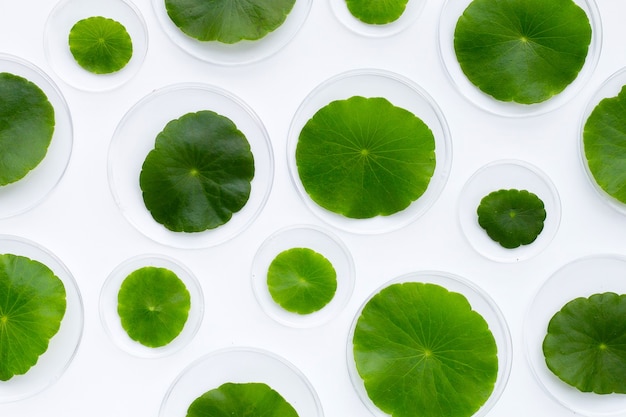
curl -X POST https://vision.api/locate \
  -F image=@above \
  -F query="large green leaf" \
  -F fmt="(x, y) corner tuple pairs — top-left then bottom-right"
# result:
(140, 110), (255, 233)
(353, 282), (498, 417)
(117, 266), (191, 348)
(543, 292), (626, 394)
(267, 247), (337, 314)
(345, 0), (409, 24)
(296, 96), (436, 219)
(454, 0), (591, 104)
(0, 254), (66, 381)
(0, 72), (55, 186)
(583, 85), (626, 203)
(69, 16), (133, 74)
(164, 0), (296, 44)
(477, 189), (546, 249)
(187, 382), (299, 417)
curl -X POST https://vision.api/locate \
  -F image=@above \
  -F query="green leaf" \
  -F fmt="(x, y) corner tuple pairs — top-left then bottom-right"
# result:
(187, 382), (299, 417)
(543, 292), (626, 394)
(0, 254), (66, 381)
(164, 0), (296, 44)
(476, 189), (546, 249)
(583, 85), (626, 203)
(296, 96), (436, 219)
(68, 16), (133, 74)
(345, 0), (409, 24)
(353, 282), (498, 417)
(454, 0), (591, 104)
(140, 110), (255, 233)
(117, 266), (191, 348)
(0, 72), (55, 186)
(267, 247), (337, 314)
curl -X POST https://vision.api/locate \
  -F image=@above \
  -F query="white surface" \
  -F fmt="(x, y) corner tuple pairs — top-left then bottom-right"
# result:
(1, 0), (626, 416)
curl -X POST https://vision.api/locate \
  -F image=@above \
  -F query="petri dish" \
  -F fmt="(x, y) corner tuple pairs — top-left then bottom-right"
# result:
(438, 0), (602, 117)
(329, 0), (425, 37)
(99, 254), (204, 358)
(44, 0), (148, 92)
(151, 0), (312, 65)
(251, 225), (355, 328)
(0, 54), (73, 219)
(287, 68), (452, 234)
(107, 83), (274, 248)
(159, 347), (323, 417)
(0, 235), (83, 403)
(458, 160), (561, 262)
(347, 271), (512, 417)
(524, 255), (626, 416)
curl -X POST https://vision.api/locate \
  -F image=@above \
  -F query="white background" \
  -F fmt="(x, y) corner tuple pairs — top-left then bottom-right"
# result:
(1, 0), (626, 416)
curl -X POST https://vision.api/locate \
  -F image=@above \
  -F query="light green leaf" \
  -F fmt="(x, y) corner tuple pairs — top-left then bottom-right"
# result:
(345, 0), (409, 24)
(296, 96), (436, 219)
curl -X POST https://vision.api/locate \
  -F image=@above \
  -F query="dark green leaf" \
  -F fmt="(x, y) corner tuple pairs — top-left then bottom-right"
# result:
(477, 189), (546, 249)
(353, 282), (498, 417)
(164, 0), (296, 44)
(0, 72), (55, 186)
(454, 0), (591, 104)
(296, 96), (436, 219)
(543, 292), (626, 394)
(345, 0), (409, 24)
(140, 110), (255, 233)
(0, 254), (66, 381)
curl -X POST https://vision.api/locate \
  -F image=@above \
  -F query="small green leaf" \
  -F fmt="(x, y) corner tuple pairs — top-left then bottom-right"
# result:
(164, 0), (296, 44)
(0, 254), (66, 381)
(117, 266), (191, 348)
(296, 96), (436, 219)
(0, 72), (55, 186)
(140, 110), (255, 233)
(583, 85), (626, 203)
(187, 382), (299, 417)
(543, 292), (626, 394)
(267, 247), (337, 314)
(345, 0), (409, 24)
(68, 16), (133, 74)
(353, 282), (498, 417)
(477, 189), (546, 249)
(454, 0), (591, 104)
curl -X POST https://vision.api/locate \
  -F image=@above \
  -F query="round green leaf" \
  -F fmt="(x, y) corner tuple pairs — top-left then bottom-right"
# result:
(117, 266), (191, 348)
(68, 16), (133, 74)
(187, 382), (299, 417)
(477, 189), (546, 249)
(0, 254), (66, 381)
(164, 0), (296, 44)
(353, 282), (498, 417)
(139, 110), (255, 233)
(583, 85), (626, 203)
(267, 247), (337, 314)
(296, 96), (436, 219)
(345, 0), (408, 24)
(454, 0), (591, 104)
(0, 72), (55, 186)
(543, 292), (626, 394)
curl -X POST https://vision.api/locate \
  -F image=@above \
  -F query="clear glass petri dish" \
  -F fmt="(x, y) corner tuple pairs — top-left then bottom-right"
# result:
(251, 225), (355, 328)
(151, 0), (312, 65)
(0, 54), (73, 219)
(458, 160), (561, 262)
(159, 347), (323, 417)
(347, 271), (512, 417)
(579, 66), (626, 214)
(524, 255), (626, 416)
(107, 83), (274, 249)
(437, 0), (602, 117)
(328, 0), (425, 37)
(99, 254), (204, 358)
(287, 68), (452, 234)
(44, 0), (148, 92)
(0, 235), (83, 403)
